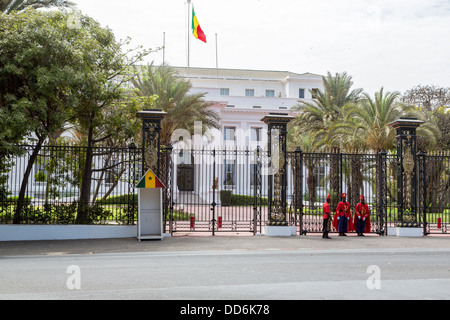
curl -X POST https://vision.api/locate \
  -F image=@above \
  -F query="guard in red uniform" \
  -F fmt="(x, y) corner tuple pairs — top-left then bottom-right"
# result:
(333, 193), (353, 236)
(354, 195), (371, 236)
(322, 194), (332, 239)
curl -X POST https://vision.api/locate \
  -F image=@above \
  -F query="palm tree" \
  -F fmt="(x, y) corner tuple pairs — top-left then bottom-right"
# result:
(292, 71), (363, 207)
(339, 88), (403, 153)
(131, 63), (221, 147)
(292, 71), (363, 146)
(1, 0), (74, 13)
(288, 128), (325, 209)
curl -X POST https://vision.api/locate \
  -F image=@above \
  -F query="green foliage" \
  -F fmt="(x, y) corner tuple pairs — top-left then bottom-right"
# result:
(167, 209), (193, 221)
(6, 196), (33, 205)
(231, 194), (268, 206)
(98, 194), (138, 205)
(131, 63), (221, 146)
(0, 0), (74, 14)
(218, 191), (268, 206)
(220, 190), (232, 206)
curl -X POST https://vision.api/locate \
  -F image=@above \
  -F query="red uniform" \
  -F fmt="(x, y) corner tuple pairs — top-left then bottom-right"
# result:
(323, 201), (331, 218)
(353, 202), (371, 234)
(333, 199), (353, 232)
(322, 196), (332, 238)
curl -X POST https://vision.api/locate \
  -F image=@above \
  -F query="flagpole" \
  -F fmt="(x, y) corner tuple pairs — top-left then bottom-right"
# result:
(187, 0), (191, 78)
(162, 32), (166, 66)
(215, 33), (219, 88)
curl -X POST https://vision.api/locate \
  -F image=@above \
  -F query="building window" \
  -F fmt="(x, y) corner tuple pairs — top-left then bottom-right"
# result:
(311, 88), (319, 99)
(34, 161), (47, 185)
(250, 164), (257, 186)
(245, 89), (255, 97)
(223, 160), (236, 186)
(265, 90), (275, 98)
(220, 88), (230, 96)
(299, 88), (305, 99)
(314, 165), (326, 192)
(251, 127), (262, 142)
(224, 126), (235, 142)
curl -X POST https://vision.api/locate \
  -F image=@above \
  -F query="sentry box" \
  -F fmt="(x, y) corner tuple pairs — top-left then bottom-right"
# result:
(136, 169), (165, 241)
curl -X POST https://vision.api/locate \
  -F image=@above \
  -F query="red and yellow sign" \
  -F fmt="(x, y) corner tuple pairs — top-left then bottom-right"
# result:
(136, 169), (165, 189)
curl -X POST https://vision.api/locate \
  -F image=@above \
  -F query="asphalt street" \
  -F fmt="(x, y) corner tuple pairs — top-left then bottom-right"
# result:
(1, 235), (450, 301)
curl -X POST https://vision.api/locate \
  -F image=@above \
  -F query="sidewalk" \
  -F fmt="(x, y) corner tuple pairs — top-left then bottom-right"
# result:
(1, 233), (449, 256)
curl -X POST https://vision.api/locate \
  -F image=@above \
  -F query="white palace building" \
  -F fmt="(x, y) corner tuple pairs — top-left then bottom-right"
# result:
(172, 66), (324, 149)
(168, 67), (325, 200)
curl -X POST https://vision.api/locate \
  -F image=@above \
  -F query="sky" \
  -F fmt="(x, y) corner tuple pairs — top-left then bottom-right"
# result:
(72, 0), (450, 95)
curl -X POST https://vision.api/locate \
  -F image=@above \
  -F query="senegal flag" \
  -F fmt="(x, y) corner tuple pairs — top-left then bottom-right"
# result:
(192, 6), (207, 43)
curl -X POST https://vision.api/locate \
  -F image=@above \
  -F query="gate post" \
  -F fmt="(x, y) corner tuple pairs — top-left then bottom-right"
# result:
(253, 146), (262, 235)
(388, 118), (424, 236)
(377, 149), (387, 235)
(293, 147), (303, 235)
(137, 109), (167, 177)
(418, 150), (427, 235)
(261, 113), (294, 236)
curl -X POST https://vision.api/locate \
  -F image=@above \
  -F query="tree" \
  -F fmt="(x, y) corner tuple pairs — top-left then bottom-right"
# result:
(0, 9), (153, 224)
(131, 63), (220, 147)
(288, 129), (324, 208)
(0, 9), (92, 223)
(0, 0), (74, 13)
(292, 71), (363, 148)
(292, 71), (363, 206)
(402, 85), (450, 112)
(66, 26), (152, 224)
(401, 85), (449, 151)
(336, 88), (404, 153)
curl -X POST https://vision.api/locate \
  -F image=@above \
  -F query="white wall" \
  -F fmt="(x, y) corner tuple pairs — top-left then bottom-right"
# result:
(0, 225), (137, 242)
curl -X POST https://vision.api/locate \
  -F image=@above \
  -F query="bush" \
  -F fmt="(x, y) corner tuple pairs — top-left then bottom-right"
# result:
(6, 196), (33, 206)
(97, 194), (138, 205)
(220, 190), (232, 206)
(231, 194), (268, 206)
(166, 209), (193, 221)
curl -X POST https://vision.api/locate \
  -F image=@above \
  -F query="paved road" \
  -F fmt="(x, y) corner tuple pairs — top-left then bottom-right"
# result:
(1, 235), (450, 301)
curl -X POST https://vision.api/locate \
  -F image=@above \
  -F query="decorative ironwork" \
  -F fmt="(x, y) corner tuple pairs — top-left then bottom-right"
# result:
(389, 118), (424, 228)
(376, 150), (388, 235)
(137, 109), (167, 177)
(261, 113), (294, 227)
(253, 146), (263, 235)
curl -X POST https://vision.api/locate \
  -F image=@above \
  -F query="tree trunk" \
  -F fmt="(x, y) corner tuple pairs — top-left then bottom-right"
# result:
(13, 139), (43, 224)
(76, 127), (94, 224)
(329, 147), (341, 210)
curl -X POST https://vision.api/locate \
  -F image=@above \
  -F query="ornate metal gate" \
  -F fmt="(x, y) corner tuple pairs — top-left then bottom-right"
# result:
(165, 147), (261, 235)
(137, 111), (449, 237)
(292, 150), (387, 235)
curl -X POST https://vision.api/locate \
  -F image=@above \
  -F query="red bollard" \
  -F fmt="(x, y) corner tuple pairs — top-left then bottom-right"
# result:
(190, 215), (195, 229)
(218, 216), (222, 228)
(437, 217), (442, 229)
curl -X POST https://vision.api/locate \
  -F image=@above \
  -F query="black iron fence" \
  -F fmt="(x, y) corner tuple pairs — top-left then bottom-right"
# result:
(2, 143), (449, 235)
(421, 151), (450, 234)
(0, 144), (140, 225)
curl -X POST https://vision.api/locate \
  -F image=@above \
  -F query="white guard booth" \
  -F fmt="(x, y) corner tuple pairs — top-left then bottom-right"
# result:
(136, 169), (166, 241)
